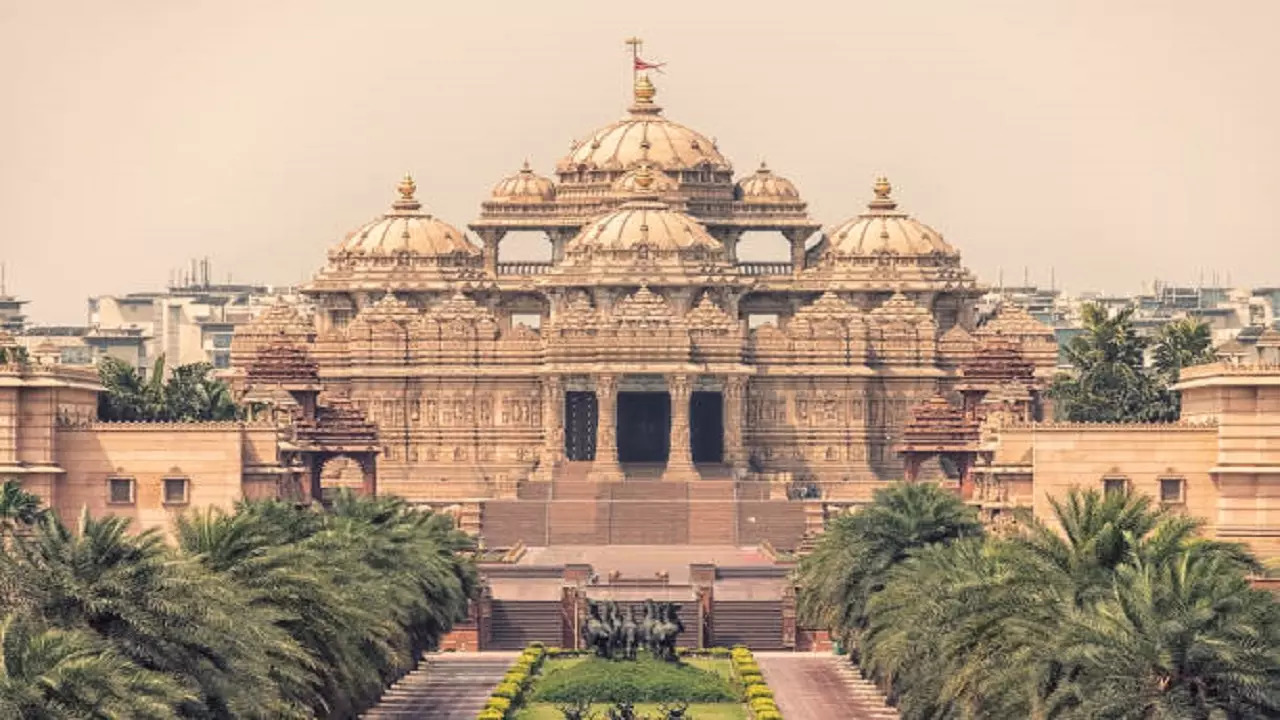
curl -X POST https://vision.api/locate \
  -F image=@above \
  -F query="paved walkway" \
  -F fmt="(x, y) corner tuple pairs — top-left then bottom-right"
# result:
(362, 652), (517, 719)
(754, 652), (899, 719)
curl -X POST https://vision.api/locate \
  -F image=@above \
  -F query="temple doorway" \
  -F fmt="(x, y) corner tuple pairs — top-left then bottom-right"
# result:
(617, 392), (670, 463)
(565, 391), (597, 461)
(691, 391), (724, 463)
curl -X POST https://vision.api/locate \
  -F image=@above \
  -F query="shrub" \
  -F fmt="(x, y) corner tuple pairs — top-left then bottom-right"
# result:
(739, 673), (764, 686)
(476, 711), (504, 720)
(746, 684), (774, 700)
(750, 697), (779, 714)
(709, 647), (731, 657)
(485, 696), (512, 713)
(735, 662), (761, 675)
(756, 710), (782, 720)
(492, 681), (521, 699)
(532, 655), (738, 704)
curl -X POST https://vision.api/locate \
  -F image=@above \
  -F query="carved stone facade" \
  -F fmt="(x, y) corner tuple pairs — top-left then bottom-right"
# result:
(238, 71), (1059, 510)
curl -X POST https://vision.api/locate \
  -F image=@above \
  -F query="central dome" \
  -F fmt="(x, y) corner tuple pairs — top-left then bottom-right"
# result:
(556, 75), (731, 174)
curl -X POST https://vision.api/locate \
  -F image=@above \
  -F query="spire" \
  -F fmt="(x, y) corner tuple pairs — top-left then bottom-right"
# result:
(868, 176), (898, 211)
(393, 173), (422, 211)
(625, 36), (663, 115)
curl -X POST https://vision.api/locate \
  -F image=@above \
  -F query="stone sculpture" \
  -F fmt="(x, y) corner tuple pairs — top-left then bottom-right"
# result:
(582, 599), (683, 661)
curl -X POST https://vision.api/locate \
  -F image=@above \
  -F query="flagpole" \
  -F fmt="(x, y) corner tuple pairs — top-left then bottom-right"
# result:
(625, 36), (642, 89)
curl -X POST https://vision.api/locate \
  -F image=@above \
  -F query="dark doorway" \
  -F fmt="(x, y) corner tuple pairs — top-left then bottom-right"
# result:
(564, 391), (597, 461)
(691, 391), (724, 463)
(617, 392), (670, 463)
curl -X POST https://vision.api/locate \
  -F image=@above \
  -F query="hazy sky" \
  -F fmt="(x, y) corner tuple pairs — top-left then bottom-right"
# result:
(2, 1), (1278, 324)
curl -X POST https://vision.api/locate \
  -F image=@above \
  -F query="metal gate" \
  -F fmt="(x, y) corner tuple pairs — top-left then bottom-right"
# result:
(564, 391), (598, 461)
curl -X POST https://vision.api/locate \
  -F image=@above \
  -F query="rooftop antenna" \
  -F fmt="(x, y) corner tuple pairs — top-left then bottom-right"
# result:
(1023, 266), (1029, 289)
(1050, 266), (1056, 293)
(998, 267), (1004, 294)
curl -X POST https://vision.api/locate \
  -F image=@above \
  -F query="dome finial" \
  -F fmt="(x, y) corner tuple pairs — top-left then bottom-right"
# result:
(393, 173), (422, 211)
(758, 160), (770, 173)
(869, 176), (897, 211)
(634, 73), (657, 105)
(520, 159), (532, 173)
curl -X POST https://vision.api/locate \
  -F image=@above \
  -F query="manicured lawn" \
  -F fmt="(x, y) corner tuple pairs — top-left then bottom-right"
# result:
(514, 703), (747, 720)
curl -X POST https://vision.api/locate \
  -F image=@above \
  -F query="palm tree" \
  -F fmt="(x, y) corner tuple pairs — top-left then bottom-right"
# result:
(1049, 552), (1280, 718)
(0, 613), (189, 719)
(0, 480), (44, 535)
(15, 510), (306, 718)
(796, 482), (982, 656)
(176, 494), (476, 717)
(1152, 318), (1215, 383)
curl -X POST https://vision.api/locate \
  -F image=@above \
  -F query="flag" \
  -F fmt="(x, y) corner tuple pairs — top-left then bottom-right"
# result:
(634, 56), (665, 73)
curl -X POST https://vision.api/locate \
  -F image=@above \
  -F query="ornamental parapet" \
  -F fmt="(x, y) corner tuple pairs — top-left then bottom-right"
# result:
(69, 421), (277, 431)
(1002, 420), (1219, 432)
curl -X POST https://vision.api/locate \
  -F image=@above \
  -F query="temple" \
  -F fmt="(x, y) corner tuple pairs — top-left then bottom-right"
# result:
(224, 66), (1062, 549)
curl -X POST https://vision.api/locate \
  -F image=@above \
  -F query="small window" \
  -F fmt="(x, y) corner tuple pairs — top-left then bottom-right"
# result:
(1160, 477), (1185, 504)
(163, 477), (189, 505)
(108, 477), (135, 505)
(1103, 476), (1128, 497)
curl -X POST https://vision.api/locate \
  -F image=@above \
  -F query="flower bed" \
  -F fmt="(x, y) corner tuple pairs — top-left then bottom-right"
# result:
(730, 646), (781, 720)
(477, 643), (547, 720)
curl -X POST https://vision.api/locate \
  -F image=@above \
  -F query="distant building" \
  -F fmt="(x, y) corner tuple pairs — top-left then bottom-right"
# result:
(87, 260), (307, 373)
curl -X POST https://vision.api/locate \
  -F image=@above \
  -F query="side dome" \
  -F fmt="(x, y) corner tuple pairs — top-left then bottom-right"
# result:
(334, 175), (480, 259)
(734, 161), (800, 203)
(491, 160), (556, 203)
(556, 75), (731, 174)
(823, 178), (957, 257)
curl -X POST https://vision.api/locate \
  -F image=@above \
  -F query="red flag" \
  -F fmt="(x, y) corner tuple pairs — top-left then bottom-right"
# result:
(634, 56), (665, 73)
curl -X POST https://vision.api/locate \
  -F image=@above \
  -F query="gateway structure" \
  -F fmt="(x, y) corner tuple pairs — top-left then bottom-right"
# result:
(233, 61), (1056, 549)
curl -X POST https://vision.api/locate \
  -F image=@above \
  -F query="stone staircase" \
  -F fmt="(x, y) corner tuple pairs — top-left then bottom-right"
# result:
(362, 653), (516, 720)
(834, 663), (901, 719)
(687, 481), (737, 545)
(488, 600), (562, 650)
(711, 600), (785, 649)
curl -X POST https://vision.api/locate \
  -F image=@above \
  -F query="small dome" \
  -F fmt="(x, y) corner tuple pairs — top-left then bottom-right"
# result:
(613, 165), (679, 195)
(335, 175), (479, 258)
(491, 161), (556, 202)
(735, 161), (800, 203)
(557, 75), (731, 174)
(824, 178), (956, 257)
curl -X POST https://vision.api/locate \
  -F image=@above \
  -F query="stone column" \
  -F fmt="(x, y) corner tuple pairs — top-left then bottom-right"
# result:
(535, 375), (565, 480)
(666, 374), (697, 481)
(785, 229), (808, 274)
(589, 374), (623, 481)
(723, 375), (748, 470)
(476, 229), (504, 276)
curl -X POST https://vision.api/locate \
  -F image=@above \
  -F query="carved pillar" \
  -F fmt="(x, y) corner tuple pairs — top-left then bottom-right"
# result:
(536, 375), (565, 480)
(476, 229), (504, 276)
(723, 375), (747, 470)
(666, 374), (696, 481)
(589, 374), (623, 481)
(721, 229), (744, 264)
(549, 229), (574, 263)
(785, 229), (807, 274)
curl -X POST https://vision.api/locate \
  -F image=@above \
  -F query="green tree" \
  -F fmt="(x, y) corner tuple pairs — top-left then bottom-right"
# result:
(176, 492), (477, 717)
(1050, 552), (1280, 719)
(0, 613), (188, 719)
(1050, 303), (1178, 422)
(0, 480), (44, 535)
(98, 356), (239, 422)
(855, 489), (1276, 720)
(796, 482), (982, 657)
(1153, 317), (1216, 383)
(13, 511), (305, 718)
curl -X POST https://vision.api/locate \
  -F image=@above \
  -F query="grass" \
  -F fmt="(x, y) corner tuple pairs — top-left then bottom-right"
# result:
(513, 703), (747, 720)
(532, 654), (740, 704)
